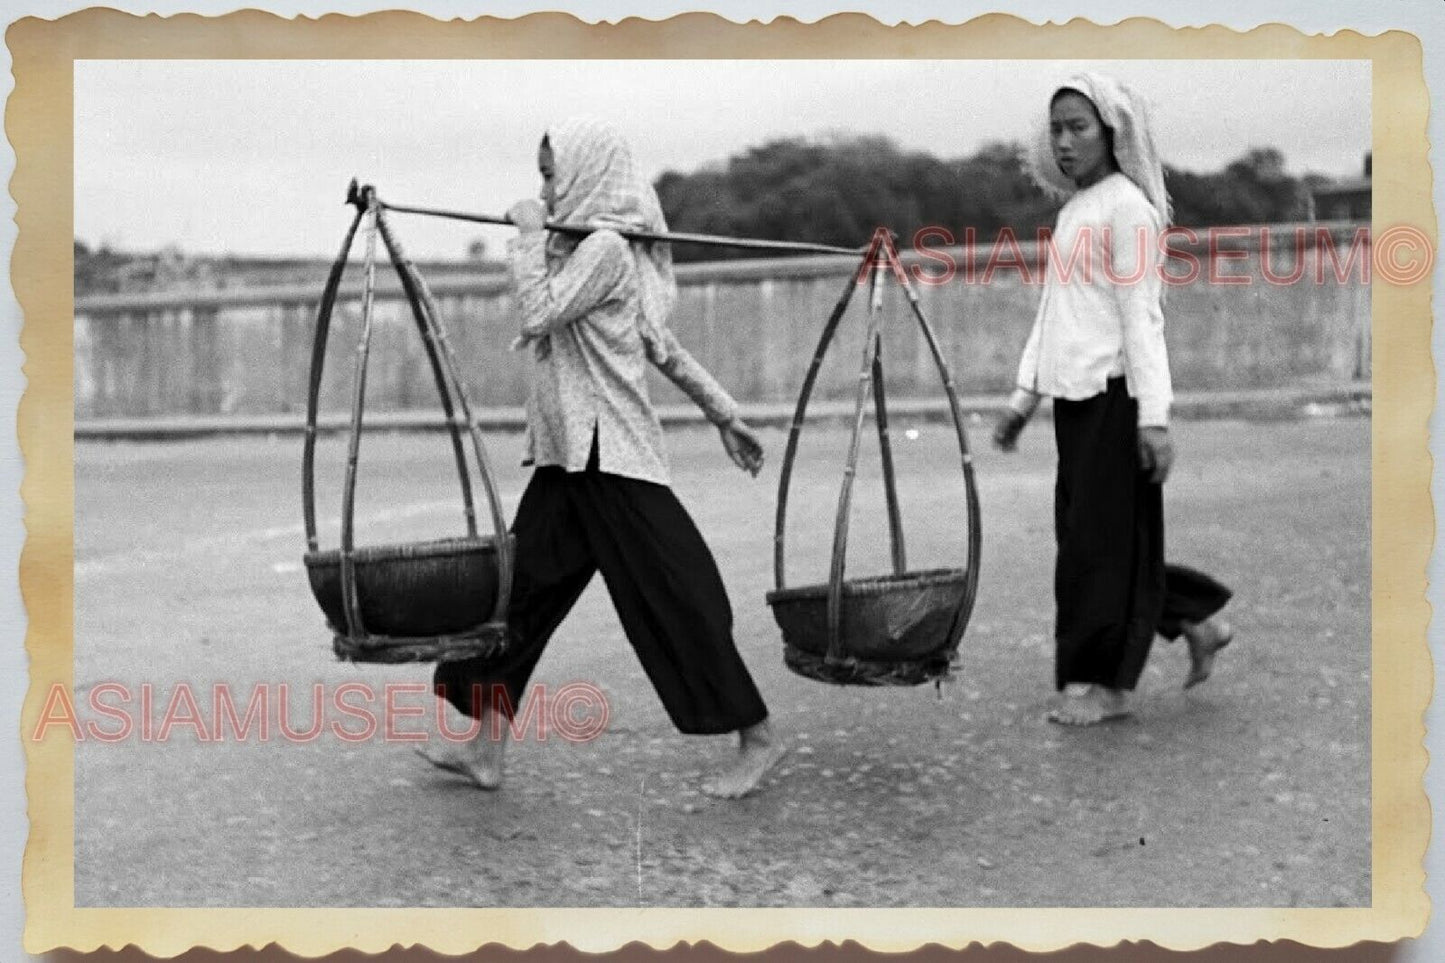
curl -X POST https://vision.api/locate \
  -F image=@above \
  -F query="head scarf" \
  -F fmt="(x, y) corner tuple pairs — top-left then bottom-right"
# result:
(1025, 72), (1171, 225)
(543, 117), (677, 362)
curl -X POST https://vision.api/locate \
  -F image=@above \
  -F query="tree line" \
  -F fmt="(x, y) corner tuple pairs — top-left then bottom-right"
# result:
(653, 135), (1335, 261)
(76, 136), (1344, 293)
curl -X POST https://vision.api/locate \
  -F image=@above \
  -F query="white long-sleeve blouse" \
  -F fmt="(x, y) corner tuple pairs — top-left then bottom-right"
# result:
(1014, 171), (1174, 428)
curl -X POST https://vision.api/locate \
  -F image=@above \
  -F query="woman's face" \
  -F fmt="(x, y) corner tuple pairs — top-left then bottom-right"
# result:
(538, 138), (557, 214)
(1050, 91), (1114, 187)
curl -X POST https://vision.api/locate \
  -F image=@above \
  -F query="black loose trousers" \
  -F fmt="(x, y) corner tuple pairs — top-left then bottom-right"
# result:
(1052, 378), (1232, 691)
(434, 443), (769, 735)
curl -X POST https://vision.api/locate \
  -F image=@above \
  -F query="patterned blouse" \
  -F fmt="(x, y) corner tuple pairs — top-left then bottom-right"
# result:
(508, 229), (739, 486)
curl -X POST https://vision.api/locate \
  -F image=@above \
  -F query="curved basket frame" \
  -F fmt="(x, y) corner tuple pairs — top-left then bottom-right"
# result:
(302, 185), (513, 662)
(772, 244), (984, 678)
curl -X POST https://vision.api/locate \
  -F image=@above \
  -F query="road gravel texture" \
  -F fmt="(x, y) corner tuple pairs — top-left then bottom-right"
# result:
(70, 417), (1369, 908)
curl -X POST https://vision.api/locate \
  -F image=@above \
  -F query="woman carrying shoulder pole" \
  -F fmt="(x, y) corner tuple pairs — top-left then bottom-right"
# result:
(420, 117), (785, 797)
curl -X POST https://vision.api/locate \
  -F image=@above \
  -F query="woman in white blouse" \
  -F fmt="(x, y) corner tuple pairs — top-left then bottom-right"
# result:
(994, 74), (1233, 726)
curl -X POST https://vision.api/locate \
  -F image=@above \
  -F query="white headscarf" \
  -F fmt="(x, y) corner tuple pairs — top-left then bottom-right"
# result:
(1025, 72), (1171, 225)
(543, 117), (678, 363)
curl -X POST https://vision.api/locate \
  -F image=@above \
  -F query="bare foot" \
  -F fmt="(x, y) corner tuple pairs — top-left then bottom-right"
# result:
(1183, 619), (1234, 690)
(701, 721), (786, 799)
(413, 701), (507, 790)
(1047, 684), (1132, 726)
(413, 743), (504, 790)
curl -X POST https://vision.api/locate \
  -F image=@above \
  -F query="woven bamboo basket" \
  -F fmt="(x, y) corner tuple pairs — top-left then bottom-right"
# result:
(300, 183), (514, 665)
(768, 569), (970, 686)
(303, 535), (514, 663)
(767, 246), (982, 686)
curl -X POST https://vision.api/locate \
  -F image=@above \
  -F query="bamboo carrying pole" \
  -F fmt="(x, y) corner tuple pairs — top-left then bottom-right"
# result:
(348, 179), (869, 257)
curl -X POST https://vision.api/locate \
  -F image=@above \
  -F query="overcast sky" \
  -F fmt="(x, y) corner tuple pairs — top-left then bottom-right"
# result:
(74, 59), (1370, 260)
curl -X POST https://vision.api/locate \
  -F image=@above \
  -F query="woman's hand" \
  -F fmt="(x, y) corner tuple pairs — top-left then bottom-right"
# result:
(1137, 426), (1175, 484)
(507, 198), (547, 233)
(719, 417), (764, 477)
(992, 387), (1040, 452)
(992, 410), (1028, 452)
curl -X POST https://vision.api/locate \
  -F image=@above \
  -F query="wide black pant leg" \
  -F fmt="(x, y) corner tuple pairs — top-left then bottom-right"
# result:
(435, 454), (768, 734)
(569, 470), (769, 735)
(1157, 564), (1234, 640)
(1052, 379), (1165, 691)
(433, 466), (597, 719)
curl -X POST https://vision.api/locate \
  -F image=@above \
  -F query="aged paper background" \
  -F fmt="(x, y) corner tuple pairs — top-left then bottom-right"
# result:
(10, 7), (1434, 958)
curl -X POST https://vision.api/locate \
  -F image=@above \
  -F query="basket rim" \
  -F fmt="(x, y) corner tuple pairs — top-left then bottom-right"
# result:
(765, 566), (970, 604)
(305, 533), (509, 567)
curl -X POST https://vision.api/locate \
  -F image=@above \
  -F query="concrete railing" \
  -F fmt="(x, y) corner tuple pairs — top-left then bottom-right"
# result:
(75, 222), (1370, 421)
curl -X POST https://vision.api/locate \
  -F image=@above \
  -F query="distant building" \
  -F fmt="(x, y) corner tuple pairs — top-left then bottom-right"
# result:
(1309, 152), (1371, 221)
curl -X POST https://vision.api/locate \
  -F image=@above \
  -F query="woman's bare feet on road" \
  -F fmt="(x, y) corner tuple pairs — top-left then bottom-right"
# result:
(1047, 684), (1132, 726)
(1183, 618), (1234, 689)
(413, 742), (505, 790)
(702, 720), (786, 799)
(413, 700), (507, 790)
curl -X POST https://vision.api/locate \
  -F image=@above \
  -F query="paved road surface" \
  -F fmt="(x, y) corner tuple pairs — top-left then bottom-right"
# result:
(69, 417), (1369, 908)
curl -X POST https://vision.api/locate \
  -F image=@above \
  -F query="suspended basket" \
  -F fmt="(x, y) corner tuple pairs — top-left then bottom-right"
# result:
(301, 181), (514, 665)
(766, 242), (983, 686)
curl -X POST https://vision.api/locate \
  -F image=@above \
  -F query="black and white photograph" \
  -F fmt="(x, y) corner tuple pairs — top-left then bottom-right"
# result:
(57, 53), (1382, 916)
(2, 3), (1431, 950)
